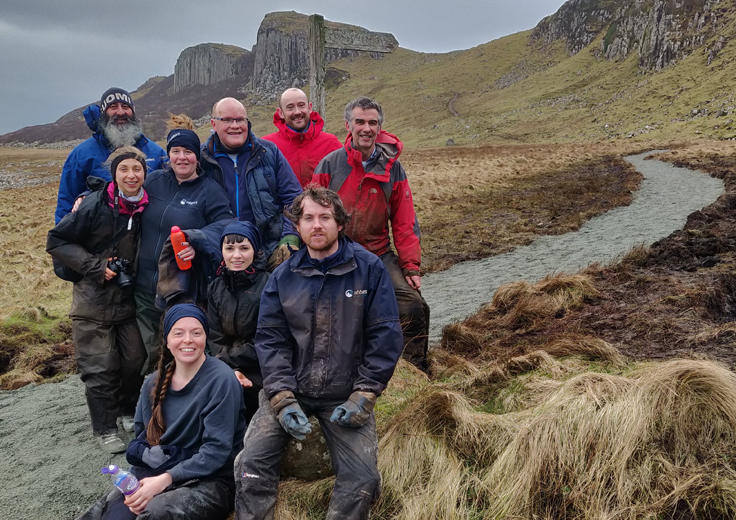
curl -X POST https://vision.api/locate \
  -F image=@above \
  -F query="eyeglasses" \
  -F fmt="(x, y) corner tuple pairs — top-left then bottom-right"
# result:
(213, 117), (248, 125)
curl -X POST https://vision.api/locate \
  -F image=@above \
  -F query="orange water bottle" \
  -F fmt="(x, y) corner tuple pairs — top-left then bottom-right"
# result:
(171, 226), (192, 270)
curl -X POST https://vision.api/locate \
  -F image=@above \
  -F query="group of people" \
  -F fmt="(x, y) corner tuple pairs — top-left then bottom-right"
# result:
(47, 85), (430, 520)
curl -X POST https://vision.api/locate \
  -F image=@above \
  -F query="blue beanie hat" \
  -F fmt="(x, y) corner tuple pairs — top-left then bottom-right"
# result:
(221, 220), (262, 257)
(163, 303), (209, 340)
(166, 129), (201, 161)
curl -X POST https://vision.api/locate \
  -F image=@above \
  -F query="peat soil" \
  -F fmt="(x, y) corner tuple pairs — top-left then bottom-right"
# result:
(424, 151), (725, 342)
(440, 150), (736, 370)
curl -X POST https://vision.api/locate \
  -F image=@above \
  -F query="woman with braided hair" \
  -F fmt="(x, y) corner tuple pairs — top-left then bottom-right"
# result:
(47, 146), (149, 453)
(76, 303), (246, 520)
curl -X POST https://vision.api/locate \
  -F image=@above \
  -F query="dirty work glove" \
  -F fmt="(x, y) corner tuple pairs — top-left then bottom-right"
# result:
(330, 391), (377, 428)
(267, 235), (300, 271)
(270, 390), (312, 440)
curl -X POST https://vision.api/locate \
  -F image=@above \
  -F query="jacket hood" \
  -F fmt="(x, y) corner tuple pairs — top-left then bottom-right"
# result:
(271, 110), (325, 142)
(344, 130), (403, 176)
(84, 104), (101, 133)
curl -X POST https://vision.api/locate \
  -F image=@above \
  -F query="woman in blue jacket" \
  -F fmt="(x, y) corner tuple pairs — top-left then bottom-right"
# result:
(135, 115), (234, 371)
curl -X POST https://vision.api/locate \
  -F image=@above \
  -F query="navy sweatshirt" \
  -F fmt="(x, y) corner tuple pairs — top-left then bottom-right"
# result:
(133, 355), (246, 483)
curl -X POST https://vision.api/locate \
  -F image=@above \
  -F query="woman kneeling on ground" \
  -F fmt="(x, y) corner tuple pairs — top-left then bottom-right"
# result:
(207, 221), (270, 423)
(47, 146), (149, 453)
(77, 303), (246, 520)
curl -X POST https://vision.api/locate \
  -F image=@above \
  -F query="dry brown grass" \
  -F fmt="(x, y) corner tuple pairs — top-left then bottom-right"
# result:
(442, 273), (600, 358)
(404, 141), (649, 273)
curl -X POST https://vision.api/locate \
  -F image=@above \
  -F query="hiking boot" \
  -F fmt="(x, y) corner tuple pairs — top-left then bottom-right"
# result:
(97, 433), (127, 454)
(120, 415), (135, 433)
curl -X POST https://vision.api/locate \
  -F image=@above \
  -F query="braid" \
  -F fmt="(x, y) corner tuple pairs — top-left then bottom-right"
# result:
(146, 349), (175, 446)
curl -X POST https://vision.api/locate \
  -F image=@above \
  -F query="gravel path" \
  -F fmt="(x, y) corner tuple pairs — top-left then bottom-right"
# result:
(422, 151), (725, 341)
(0, 151), (725, 519)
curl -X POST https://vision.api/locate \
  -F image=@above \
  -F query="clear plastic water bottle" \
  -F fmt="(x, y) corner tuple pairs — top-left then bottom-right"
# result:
(101, 464), (140, 495)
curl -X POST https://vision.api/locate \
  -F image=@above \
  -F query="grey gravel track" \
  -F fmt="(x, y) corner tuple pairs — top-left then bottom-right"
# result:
(0, 151), (725, 520)
(422, 151), (725, 342)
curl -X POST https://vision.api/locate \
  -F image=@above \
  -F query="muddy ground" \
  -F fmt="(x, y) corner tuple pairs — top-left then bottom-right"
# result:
(441, 148), (736, 371)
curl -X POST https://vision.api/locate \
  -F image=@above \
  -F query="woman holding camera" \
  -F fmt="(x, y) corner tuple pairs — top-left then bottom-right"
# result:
(135, 115), (233, 372)
(47, 146), (149, 453)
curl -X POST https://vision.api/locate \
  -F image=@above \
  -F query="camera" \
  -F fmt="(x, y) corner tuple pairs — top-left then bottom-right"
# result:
(108, 258), (135, 288)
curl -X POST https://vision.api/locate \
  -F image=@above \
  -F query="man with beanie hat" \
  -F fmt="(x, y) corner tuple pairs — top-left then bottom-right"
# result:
(200, 97), (302, 272)
(262, 88), (342, 189)
(55, 87), (166, 224)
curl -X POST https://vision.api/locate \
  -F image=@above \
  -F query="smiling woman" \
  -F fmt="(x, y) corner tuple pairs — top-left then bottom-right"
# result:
(134, 114), (234, 369)
(46, 145), (150, 453)
(75, 303), (246, 520)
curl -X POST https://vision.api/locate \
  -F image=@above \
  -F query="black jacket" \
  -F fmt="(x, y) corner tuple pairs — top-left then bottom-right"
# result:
(256, 238), (404, 400)
(207, 266), (270, 382)
(46, 179), (142, 324)
(136, 168), (234, 296)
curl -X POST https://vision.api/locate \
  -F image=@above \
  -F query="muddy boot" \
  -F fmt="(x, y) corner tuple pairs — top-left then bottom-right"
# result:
(119, 415), (135, 433)
(97, 432), (126, 454)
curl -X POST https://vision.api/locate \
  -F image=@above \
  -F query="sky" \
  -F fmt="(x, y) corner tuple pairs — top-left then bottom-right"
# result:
(0, 0), (568, 136)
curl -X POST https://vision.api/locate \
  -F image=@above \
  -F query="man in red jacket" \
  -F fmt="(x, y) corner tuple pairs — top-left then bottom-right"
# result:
(312, 96), (430, 371)
(262, 88), (342, 189)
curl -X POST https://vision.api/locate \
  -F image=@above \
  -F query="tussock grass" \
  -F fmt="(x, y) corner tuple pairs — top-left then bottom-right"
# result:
(482, 359), (736, 519)
(442, 273), (600, 356)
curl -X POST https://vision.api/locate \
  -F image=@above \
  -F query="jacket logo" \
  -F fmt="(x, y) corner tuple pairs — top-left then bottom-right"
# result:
(345, 289), (368, 298)
(180, 199), (198, 205)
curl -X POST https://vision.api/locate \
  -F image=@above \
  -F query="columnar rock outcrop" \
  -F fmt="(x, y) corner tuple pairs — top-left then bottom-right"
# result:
(251, 11), (398, 95)
(532, 0), (726, 70)
(174, 43), (252, 92)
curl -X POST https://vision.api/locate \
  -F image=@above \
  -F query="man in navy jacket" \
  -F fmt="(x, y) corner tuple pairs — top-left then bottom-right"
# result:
(55, 87), (166, 223)
(200, 97), (302, 270)
(234, 187), (403, 520)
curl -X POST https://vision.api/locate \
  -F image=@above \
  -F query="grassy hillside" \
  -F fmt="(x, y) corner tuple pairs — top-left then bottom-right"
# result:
(246, 1), (736, 148)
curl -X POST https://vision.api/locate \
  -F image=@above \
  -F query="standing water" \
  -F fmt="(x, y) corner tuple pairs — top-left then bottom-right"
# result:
(422, 151), (726, 342)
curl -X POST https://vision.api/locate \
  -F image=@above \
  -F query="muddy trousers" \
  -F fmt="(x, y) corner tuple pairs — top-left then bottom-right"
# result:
(235, 392), (380, 520)
(72, 318), (146, 435)
(76, 477), (233, 520)
(380, 251), (430, 371)
(134, 290), (163, 375)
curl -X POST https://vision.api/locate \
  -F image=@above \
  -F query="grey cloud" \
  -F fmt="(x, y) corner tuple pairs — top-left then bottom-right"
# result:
(0, 0), (568, 135)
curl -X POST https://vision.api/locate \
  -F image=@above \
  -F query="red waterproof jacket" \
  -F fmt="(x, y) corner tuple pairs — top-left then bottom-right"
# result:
(312, 131), (422, 275)
(262, 111), (342, 189)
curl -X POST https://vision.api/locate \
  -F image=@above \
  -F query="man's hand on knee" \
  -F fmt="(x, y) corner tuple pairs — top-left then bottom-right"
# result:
(330, 391), (377, 428)
(270, 390), (312, 440)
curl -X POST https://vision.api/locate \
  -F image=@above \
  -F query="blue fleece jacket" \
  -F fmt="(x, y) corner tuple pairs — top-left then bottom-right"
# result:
(134, 355), (246, 483)
(55, 105), (166, 223)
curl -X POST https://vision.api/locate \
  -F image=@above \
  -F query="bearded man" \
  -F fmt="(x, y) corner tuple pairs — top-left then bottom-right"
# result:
(55, 87), (166, 223)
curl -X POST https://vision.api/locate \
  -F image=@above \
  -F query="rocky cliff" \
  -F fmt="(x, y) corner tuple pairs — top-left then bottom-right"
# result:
(173, 43), (254, 92)
(533, 0), (727, 70)
(251, 11), (398, 94)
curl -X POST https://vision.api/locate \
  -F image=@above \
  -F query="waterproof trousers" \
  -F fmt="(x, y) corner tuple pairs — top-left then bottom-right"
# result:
(134, 290), (162, 374)
(380, 251), (430, 371)
(76, 477), (233, 520)
(72, 318), (145, 435)
(235, 392), (380, 520)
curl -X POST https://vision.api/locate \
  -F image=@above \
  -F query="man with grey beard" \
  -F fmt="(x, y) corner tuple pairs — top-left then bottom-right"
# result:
(55, 87), (166, 223)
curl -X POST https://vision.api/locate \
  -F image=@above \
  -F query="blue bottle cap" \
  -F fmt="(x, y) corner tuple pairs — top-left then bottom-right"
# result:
(101, 464), (118, 475)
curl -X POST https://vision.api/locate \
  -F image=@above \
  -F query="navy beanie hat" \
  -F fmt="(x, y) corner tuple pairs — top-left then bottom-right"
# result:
(163, 303), (209, 340)
(100, 87), (134, 114)
(221, 220), (262, 257)
(166, 129), (201, 161)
